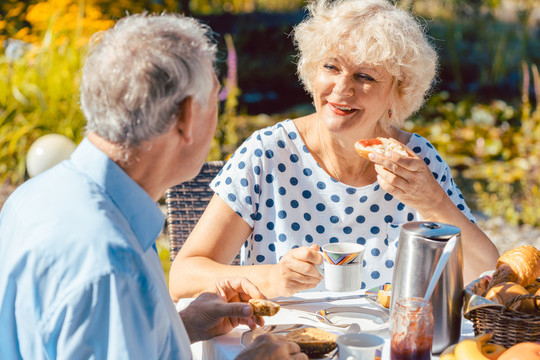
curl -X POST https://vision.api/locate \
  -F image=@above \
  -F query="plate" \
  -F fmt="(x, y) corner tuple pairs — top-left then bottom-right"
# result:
(364, 283), (392, 315)
(241, 324), (341, 359)
(315, 306), (389, 333)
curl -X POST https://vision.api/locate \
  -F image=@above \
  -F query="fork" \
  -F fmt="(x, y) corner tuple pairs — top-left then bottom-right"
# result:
(297, 313), (361, 332)
(251, 323), (304, 338)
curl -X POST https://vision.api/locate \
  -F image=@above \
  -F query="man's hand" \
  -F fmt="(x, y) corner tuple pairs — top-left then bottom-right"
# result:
(268, 244), (323, 297)
(180, 277), (265, 343)
(235, 334), (308, 360)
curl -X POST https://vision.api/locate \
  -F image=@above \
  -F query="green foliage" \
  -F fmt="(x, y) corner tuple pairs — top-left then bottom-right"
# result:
(0, 26), (86, 184)
(156, 235), (171, 285)
(470, 63), (540, 226)
(408, 63), (540, 226)
(189, 0), (305, 15)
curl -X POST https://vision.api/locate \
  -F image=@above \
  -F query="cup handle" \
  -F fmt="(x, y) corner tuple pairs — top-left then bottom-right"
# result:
(316, 263), (324, 276)
(316, 249), (325, 276)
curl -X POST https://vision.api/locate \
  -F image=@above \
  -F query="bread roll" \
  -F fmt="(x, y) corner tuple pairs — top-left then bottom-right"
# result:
(487, 245), (540, 290)
(354, 137), (413, 160)
(285, 327), (337, 358)
(248, 299), (280, 316)
(485, 282), (529, 305)
(525, 279), (540, 293)
(485, 282), (538, 314)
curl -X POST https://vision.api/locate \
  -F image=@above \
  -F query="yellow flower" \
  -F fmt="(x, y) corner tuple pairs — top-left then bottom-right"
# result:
(6, 3), (24, 18)
(14, 27), (29, 40)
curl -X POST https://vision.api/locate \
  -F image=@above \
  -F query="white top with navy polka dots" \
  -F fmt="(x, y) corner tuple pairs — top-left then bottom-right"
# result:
(210, 119), (475, 290)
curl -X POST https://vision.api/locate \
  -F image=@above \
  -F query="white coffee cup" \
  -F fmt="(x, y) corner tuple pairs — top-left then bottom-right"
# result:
(337, 333), (385, 360)
(321, 243), (365, 292)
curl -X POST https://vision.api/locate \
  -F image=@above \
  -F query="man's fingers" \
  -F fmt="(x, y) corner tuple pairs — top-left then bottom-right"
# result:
(286, 340), (302, 353)
(284, 340), (308, 359)
(218, 302), (254, 318)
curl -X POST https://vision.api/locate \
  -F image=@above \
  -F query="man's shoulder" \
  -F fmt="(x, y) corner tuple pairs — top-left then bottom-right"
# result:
(0, 163), (143, 286)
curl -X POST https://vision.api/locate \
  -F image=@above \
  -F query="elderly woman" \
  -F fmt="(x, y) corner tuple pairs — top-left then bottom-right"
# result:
(169, 0), (499, 300)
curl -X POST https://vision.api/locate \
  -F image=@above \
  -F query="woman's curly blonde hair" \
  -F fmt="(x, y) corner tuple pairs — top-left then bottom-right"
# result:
(293, 0), (437, 125)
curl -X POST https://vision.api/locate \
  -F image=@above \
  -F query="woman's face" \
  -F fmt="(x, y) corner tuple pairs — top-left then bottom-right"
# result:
(312, 56), (394, 134)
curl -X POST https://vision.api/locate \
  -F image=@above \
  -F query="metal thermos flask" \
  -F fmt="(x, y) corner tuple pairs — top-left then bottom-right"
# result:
(390, 221), (463, 354)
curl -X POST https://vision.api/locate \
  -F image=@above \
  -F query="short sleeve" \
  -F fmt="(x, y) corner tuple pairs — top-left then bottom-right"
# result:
(210, 133), (265, 228)
(411, 134), (476, 223)
(437, 164), (476, 222)
(39, 273), (191, 359)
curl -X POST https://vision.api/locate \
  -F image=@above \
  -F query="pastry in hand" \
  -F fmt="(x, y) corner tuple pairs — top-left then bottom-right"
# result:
(487, 245), (540, 290)
(248, 299), (280, 316)
(285, 327), (338, 358)
(354, 137), (413, 160)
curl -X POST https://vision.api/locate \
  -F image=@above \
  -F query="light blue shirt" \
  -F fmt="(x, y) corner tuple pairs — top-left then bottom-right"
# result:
(0, 138), (192, 359)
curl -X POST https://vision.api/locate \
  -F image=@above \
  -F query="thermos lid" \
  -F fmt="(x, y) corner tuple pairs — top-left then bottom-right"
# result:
(401, 221), (460, 240)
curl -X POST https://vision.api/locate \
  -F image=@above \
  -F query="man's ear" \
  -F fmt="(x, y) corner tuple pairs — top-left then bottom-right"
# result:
(176, 96), (194, 145)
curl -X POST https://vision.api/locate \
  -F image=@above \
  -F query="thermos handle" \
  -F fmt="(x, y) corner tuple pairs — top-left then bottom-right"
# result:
(423, 235), (458, 302)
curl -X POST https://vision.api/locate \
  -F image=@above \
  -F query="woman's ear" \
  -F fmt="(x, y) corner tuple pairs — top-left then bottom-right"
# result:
(176, 96), (194, 145)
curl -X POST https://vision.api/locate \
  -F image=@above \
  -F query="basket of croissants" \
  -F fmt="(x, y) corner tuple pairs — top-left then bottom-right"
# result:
(463, 245), (540, 347)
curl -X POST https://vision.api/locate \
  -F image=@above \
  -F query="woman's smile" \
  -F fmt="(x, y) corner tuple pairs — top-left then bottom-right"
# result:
(327, 101), (358, 116)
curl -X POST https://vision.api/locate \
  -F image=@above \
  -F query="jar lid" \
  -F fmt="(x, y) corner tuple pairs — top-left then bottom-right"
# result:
(401, 221), (460, 240)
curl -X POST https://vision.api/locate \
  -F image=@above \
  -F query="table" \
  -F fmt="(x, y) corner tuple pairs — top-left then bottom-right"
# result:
(180, 289), (475, 360)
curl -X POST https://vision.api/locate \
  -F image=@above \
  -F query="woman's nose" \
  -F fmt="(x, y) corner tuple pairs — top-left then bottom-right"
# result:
(333, 75), (355, 97)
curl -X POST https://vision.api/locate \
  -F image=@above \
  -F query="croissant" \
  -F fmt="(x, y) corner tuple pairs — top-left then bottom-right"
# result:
(487, 245), (540, 290)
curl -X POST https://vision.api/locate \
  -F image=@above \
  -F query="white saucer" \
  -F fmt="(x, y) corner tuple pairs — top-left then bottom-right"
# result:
(315, 306), (389, 333)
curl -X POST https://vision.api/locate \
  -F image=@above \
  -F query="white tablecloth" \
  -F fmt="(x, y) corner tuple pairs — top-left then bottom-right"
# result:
(179, 290), (475, 360)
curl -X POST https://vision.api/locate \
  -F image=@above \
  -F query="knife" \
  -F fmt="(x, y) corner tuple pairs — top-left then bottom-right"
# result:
(273, 294), (376, 306)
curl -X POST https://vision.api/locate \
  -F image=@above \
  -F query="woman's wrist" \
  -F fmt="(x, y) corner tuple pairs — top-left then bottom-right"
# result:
(246, 264), (282, 298)
(416, 187), (456, 222)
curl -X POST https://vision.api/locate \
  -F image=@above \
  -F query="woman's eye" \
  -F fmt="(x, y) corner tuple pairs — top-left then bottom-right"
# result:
(323, 64), (338, 71)
(355, 73), (376, 82)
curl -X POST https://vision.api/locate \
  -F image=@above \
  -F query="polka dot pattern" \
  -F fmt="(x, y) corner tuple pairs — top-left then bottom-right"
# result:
(210, 120), (476, 289)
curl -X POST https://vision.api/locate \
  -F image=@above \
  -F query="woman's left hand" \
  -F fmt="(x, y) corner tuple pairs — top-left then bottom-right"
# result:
(368, 147), (447, 216)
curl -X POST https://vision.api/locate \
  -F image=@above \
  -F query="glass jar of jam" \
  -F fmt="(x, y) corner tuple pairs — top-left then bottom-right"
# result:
(390, 297), (434, 360)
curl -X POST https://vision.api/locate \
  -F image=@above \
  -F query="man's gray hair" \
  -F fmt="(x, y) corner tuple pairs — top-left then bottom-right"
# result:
(80, 13), (217, 148)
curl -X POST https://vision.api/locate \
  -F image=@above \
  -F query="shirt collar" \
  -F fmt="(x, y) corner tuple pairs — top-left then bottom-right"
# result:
(70, 138), (165, 251)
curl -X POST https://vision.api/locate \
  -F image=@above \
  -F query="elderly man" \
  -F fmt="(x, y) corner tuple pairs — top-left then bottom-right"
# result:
(0, 13), (306, 360)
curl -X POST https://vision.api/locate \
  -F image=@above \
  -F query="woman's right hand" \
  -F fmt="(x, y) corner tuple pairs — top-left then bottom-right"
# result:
(235, 334), (308, 360)
(268, 244), (323, 297)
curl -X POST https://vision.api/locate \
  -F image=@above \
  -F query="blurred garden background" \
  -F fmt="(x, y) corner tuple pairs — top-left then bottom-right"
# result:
(1, 0), (540, 271)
